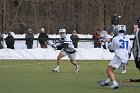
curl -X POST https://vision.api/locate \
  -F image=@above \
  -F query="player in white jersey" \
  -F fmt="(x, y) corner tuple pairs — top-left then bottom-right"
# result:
(52, 28), (80, 73)
(99, 25), (132, 89)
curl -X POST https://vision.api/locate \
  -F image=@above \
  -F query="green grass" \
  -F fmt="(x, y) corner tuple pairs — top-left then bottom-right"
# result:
(0, 60), (139, 93)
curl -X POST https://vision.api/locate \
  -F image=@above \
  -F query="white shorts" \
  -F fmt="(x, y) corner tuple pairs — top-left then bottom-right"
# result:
(60, 50), (76, 61)
(109, 55), (127, 69)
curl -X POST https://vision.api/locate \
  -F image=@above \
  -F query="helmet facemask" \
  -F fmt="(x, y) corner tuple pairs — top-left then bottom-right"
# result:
(118, 25), (126, 33)
(59, 29), (66, 38)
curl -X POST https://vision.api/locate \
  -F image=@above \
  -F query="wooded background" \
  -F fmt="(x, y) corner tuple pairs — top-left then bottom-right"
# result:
(0, 0), (140, 34)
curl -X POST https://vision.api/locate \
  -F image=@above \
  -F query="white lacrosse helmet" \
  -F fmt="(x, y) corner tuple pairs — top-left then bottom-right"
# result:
(118, 25), (126, 33)
(59, 28), (66, 33)
(59, 28), (66, 38)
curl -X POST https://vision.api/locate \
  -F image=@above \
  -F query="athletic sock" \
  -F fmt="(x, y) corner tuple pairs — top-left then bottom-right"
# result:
(105, 78), (110, 83)
(76, 65), (79, 67)
(112, 80), (117, 85)
(56, 66), (59, 69)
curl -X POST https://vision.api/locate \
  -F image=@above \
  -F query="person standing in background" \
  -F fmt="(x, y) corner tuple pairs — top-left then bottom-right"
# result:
(92, 28), (101, 48)
(70, 30), (79, 48)
(0, 33), (3, 49)
(25, 29), (34, 49)
(5, 32), (15, 49)
(38, 28), (49, 48)
(110, 13), (121, 36)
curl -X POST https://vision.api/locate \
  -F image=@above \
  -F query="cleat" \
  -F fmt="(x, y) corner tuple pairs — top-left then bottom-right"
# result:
(75, 65), (80, 73)
(110, 83), (119, 89)
(52, 68), (59, 73)
(99, 81), (109, 86)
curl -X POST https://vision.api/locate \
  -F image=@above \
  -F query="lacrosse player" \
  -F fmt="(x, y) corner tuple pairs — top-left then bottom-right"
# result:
(52, 28), (80, 73)
(99, 25), (132, 89)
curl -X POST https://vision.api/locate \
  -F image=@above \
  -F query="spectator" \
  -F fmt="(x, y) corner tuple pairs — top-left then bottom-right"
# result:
(0, 33), (3, 49)
(132, 20), (140, 71)
(70, 30), (79, 48)
(92, 28), (101, 48)
(25, 29), (34, 49)
(38, 28), (49, 48)
(110, 13), (121, 36)
(5, 32), (15, 49)
(134, 17), (140, 33)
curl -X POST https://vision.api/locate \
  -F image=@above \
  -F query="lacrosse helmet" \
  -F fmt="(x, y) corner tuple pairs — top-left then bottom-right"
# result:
(118, 25), (126, 33)
(59, 28), (66, 38)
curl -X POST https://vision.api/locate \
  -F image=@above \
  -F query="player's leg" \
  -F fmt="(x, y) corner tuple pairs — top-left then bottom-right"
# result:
(120, 63), (127, 74)
(110, 25), (114, 36)
(52, 50), (66, 72)
(40, 44), (44, 48)
(108, 56), (122, 89)
(99, 77), (110, 86)
(114, 25), (119, 36)
(99, 66), (116, 87)
(69, 53), (80, 72)
(100, 56), (120, 89)
(71, 60), (80, 73)
(107, 66), (119, 89)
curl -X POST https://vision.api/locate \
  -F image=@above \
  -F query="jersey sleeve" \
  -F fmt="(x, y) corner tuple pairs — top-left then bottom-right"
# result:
(109, 38), (116, 51)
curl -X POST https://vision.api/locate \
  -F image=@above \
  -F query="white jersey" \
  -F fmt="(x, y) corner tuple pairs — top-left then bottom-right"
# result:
(110, 33), (132, 62)
(59, 35), (76, 60)
(60, 35), (74, 48)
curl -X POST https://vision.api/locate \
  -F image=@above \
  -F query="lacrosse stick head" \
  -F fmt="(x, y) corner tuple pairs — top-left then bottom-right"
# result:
(100, 31), (107, 41)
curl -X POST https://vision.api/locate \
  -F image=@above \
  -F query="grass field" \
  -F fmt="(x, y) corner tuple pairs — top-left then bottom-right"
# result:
(0, 60), (140, 93)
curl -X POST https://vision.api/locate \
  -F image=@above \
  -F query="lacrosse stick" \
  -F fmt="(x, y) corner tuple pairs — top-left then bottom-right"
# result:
(122, 79), (140, 82)
(98, 79), (140, 84)
(100, 31), (108, 41)
(100, 30), (108, 49)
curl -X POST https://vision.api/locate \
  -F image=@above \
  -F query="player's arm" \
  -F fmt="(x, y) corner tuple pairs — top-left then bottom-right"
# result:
(108, 38), (115, 52)
(51, 42), (69, 50)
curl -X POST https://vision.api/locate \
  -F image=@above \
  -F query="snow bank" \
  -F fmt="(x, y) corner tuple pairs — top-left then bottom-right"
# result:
(0, 34), (134, 60)
(0, 47), (134, 60)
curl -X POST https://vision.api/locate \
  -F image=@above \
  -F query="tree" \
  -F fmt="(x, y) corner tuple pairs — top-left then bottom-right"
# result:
(1, 0), (140, 34)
